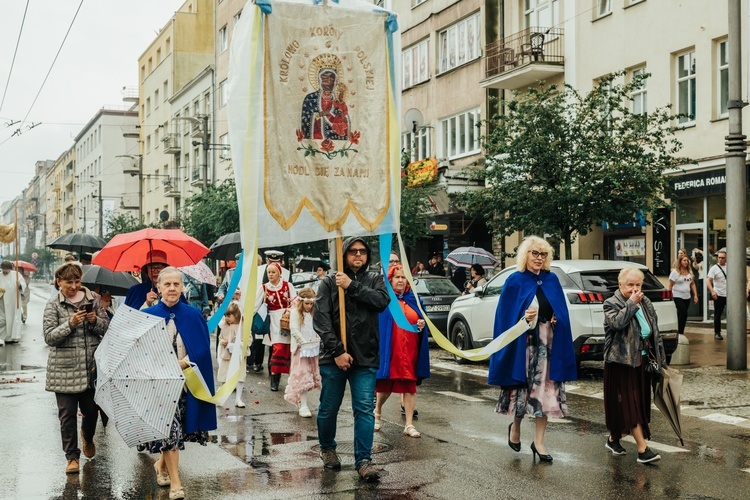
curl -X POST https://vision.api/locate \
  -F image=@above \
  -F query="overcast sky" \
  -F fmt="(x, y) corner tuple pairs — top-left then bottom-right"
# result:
(0, 0), (185, 204)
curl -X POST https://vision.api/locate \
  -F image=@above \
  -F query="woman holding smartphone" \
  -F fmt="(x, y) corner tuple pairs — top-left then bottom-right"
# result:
(43, 262), (109, 474)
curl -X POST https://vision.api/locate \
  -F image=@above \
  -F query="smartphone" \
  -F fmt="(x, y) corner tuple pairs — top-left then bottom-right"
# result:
(79, 303), (93, 313)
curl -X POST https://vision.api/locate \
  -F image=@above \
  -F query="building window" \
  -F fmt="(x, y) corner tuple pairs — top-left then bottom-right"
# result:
(630, 67), (647, 115)
(154, 89), (159, 109)
(524, 0), (558, 28)
(204, 91), (211, 116)
(156, 48), (161, 64)
(146, 97), (151, 116)
(403, 39), (429, 89)
(140, 65), (146, 82)
(438, 13), (481, 73)
(219, 79), (228, 107)
(219, 25), (228, 53)
(676, 50), (696, 124)
(163, 80), (169, 102)
(412, 0), (427, 7)
(718, 40), (728, 117)
(441, 108), (480, 159)
(233, 12), (241, 26)
(402, 127), (431, 162)
(597, 0), (611, 17)
(166, 37), (171, 54)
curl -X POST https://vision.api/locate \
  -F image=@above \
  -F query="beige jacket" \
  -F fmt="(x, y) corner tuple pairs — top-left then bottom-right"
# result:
(43, 287), (109, 393)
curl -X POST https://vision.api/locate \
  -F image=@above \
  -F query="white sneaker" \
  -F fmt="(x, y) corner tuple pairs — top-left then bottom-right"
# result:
(235, 400), (245, 408)
(298, 406), (312, 418)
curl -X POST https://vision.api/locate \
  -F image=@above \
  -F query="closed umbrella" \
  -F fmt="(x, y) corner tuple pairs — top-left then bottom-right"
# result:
(93, 228), (209, 272)
(47, 233), (107, 255)
(81, 265), (139, 296)
(94, 306), (185, 447)
(208, 232), (242, 262)
(445, 246), (498, 269)
(653, 366), (685, 446)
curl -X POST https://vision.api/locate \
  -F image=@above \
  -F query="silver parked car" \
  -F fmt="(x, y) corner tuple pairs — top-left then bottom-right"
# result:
(446, 260), (679, 365)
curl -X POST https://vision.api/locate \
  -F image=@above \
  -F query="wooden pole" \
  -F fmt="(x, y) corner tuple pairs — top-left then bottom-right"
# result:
(336, 234), (347, 351)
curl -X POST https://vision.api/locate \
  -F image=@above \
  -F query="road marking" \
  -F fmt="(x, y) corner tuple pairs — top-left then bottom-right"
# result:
(700, 413), (748, 425)
(621, 436), (689, 453)
(435, 391), (485, 402)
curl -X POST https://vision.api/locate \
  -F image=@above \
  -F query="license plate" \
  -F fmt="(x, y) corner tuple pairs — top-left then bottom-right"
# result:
(425, 305), (450, 312)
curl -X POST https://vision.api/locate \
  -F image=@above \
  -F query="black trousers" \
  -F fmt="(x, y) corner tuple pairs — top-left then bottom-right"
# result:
(248, 337), (268, 368)
(674, 297), (690, 334)
(713, 296), (727, 334)
(56, 389), (98, 460)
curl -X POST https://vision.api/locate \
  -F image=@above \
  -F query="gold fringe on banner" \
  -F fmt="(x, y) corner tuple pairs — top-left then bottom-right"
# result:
(0, 224), (16, 244)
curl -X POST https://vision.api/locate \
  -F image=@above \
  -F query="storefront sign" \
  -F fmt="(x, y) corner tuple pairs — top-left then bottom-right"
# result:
(615, 237), (645, 257)
(652, 207), (670, 275)
(426, 219), (449, 234)
(671, 165), (750, 198)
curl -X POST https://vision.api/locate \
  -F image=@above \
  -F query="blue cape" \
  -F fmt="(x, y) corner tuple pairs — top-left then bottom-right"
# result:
(144, 301), (217, 434)
(488, 270), (577, 386)
(376, 289), (431, 382)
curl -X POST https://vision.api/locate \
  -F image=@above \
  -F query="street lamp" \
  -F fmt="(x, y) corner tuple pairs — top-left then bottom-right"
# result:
(174, 115), (209, 188)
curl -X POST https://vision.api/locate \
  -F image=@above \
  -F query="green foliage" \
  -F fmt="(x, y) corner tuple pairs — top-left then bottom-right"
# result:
(181, 178), (240, 247)
(399, 152), (440, 250)
(105, 212), (151, 240)
(456, 72), (691, 257)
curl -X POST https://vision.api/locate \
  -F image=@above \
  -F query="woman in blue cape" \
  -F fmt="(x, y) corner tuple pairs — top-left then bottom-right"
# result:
(142, 267), (217, 500)
(375, 265), (430, 438)
(124, 250), (168, 310)
(488, 236), (576, 463)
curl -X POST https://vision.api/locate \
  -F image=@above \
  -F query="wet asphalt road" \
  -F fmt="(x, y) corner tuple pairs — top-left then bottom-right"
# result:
(1, 285), (750, 499)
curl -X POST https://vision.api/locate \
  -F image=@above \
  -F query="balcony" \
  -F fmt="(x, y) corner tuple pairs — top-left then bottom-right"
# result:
(162, 133), (181, 154)
(480, 27), (564, 90)
(163, 177), (180, 198)
(122, 125), (140, 139)
(190, 123), (204, 138)
(122, 158), (140, 175)
(190, 165), (204, 186)
(121, 86), (139, 103)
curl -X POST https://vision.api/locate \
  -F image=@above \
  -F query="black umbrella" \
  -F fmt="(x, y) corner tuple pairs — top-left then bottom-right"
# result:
(48, 233), (107, 255)
(296, 256), (325, 272)
(81, 265), (139, 296)
(208, 232), (242, 261)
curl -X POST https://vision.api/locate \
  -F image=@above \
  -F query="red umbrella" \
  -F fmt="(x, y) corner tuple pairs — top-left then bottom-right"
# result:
(14, 260), (37, 272)
(92, 229), (209, 272)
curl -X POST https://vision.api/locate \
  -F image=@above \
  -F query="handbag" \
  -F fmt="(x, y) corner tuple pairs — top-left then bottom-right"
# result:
(88, 358), (98, 388)
(279, 309), (291, 331)
(251, 312), (270, 335)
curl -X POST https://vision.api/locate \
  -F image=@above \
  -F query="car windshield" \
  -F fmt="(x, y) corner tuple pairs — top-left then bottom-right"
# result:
(575, 269), (664, 292)
(413, 277), (461, 296)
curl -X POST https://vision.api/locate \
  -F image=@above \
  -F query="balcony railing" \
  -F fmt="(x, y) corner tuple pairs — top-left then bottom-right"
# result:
(162, 133), (180, 154)
(191, 165), (204, 185)
(484, 27), (564, 80)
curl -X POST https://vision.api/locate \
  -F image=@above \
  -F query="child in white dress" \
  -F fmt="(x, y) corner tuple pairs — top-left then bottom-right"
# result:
(283, 288), (321, 417)
(217, 302), (247, 408)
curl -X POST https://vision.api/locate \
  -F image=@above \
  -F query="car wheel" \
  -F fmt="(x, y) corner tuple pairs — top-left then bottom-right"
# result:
(450, 320), (472, 365)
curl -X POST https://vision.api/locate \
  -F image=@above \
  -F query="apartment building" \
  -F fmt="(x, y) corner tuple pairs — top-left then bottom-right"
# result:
(137, 0), (214, 226)
(74, 107), (140, 238)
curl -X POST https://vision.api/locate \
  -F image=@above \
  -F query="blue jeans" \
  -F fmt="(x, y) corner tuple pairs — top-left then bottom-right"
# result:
(317, 364), (376, 468)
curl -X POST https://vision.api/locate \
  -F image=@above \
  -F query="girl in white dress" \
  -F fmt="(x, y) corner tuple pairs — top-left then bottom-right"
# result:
(283, 288), (321, 417)
(217, 302), (247, 408)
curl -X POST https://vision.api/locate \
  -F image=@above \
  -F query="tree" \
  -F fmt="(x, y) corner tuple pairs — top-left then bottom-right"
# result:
(457, 72), (691, 258)
(181, 178), (240, 247)
(104, 212), (151, 240)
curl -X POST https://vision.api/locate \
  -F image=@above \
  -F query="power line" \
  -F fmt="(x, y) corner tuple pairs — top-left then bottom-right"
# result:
(0, 0), (30, 115)
(20, 0), (85, 126)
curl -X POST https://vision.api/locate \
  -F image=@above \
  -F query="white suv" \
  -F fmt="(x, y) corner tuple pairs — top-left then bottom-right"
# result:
(446, 260), (679, 365)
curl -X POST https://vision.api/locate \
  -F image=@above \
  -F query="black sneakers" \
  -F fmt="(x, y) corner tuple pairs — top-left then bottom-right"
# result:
(605, 438), (627, 456)
(356, 459), (381, 482)
(715, 333), (724, 340)
(637, 447), (661, 464)
(319, 447), (341, 470)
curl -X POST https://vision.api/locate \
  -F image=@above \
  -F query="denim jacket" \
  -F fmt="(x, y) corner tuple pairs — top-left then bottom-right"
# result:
(603, 290), (666, 368)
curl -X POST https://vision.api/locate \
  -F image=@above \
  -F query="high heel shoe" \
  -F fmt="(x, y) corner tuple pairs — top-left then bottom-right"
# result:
(530, 442), (553, 462)
(507, 423), (521, 452)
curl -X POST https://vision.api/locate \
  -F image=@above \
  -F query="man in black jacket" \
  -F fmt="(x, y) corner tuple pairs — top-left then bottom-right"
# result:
(314, 236), (389, 482)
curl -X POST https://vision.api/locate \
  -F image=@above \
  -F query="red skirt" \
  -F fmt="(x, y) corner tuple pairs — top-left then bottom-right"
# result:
(604, 361), (651, 440)
(270, 343), (291, 374)
(376, 379), (417, 394)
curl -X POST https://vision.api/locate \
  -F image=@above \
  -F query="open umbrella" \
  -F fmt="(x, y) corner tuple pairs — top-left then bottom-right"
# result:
(92, 228), (209, 272)
(653, 366), (685, 446)
(445, 246), (498, 269)
(82, 265), (139, 296)
(47, 233), (107, 255)
(179, 261), (217, 286)
(296, 256), (325, 272)
(208, 232), (241, 262)
(13, 260), (37, 273)
(94, 306), (185, 447)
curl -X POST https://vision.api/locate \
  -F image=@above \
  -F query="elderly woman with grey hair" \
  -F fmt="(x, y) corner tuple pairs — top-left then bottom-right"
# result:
(603, 266), (666, 464)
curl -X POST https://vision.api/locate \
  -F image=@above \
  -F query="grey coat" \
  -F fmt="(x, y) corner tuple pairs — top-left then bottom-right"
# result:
(603, 290), (666, 368)
(43, 287), (109, 393)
